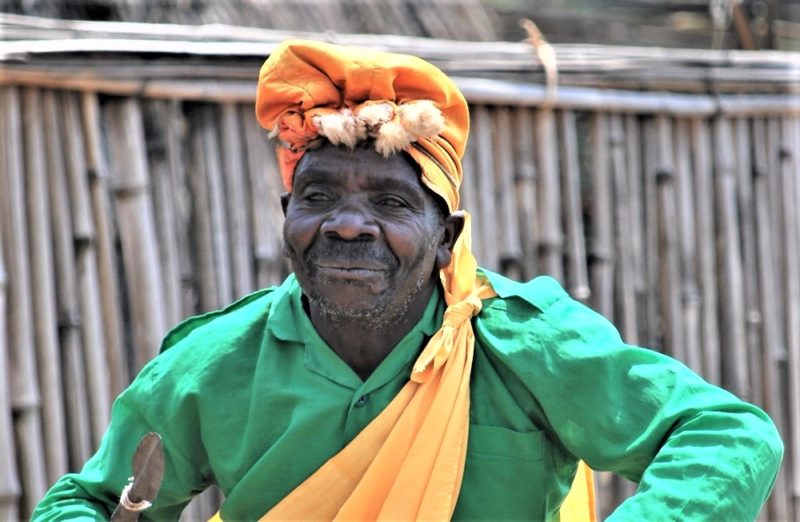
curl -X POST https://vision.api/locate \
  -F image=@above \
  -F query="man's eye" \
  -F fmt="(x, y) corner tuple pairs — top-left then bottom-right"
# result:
(305, 192), (332, 202)
(377, 196), (407, 208)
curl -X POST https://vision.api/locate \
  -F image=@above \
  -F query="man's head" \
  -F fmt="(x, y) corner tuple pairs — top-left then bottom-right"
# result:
(281, 141), (463, 328)
(258, 40), (476, 322)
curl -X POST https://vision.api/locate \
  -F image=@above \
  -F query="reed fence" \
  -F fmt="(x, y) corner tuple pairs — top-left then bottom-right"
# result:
(1, 14), (799, 521)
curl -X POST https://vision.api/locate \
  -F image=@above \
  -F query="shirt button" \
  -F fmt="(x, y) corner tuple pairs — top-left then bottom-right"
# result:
(355, 395), (369, 407)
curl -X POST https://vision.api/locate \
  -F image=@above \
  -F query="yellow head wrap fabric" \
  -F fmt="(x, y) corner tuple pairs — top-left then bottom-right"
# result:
(208, 39), (594, 522)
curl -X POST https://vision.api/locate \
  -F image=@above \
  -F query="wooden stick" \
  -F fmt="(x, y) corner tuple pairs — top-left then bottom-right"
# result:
(672, 118), (702, 373)
(240, 104), (285, 288)
(778, 116), (800, 517)
(22, 87), (69, 483)
(0, 87), (21, 522)
(459, 119), (483, 265)
(511, 107), (538, 280)
(733, 117), (762, 404)
(623, 115), (647, 344)
(491, 106), (523, 278)
(81, 92), (129, 392)
(690, 118), (721, 384)
(559, 110), (590, 302)
(42, 89), (94, 468)
(590, 112), (614, 318)
(103, 97), (167, 373)
(609, 113), (638, 344)
(713, 116), (750, 400)
(641, 119), (661, 351)
(471, 105), (500, 272)
(534, 109), (563, 282)
(221, 103), (256, 297)
(61, 91), (111, 447)
(751, 117), (790, 522)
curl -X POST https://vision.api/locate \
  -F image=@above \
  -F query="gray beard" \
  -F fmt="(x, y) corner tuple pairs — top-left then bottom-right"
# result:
(305, 277), (426, 331)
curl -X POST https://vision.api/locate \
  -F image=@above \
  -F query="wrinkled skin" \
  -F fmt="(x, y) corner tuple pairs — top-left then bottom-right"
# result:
(281, 142), (463, 378)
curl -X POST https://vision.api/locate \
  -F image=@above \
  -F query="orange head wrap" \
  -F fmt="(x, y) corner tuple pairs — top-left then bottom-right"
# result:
(255, 39), (469, 212)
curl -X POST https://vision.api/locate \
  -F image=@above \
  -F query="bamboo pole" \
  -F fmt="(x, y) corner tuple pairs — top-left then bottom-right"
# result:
(623, 115), (647, 343)
(491, 106), (523, 279)
(690, 118), (721, 384)
(471, 105), (499, 272)
(42, 89), (94, 469)
(654, 115), (684, 361)
(778, 116), (800, 519)
(459, 120), (483, 266)
(240, 104), (285, 288)
(22, 87), (69, 483)
(143, 99), (185, 328)
(713, 116), (750, 401)
(221, 102), (256, 297)
(589, 112), (614, 319)
(0, 88), (21, 522)
(733, 117), (763, 405)
(534, 109), (563, 282)
(202, 105), (234, 308)
(751, 117), (790, 522)
(559, 110), (590, 302)
(641, 119), (661, 351)
(61, 91), (111, 447)
(672, 118), (702, 373)
(81, 92), (129, 391)
(187, 106), (223, 311)
(608, 113), (637, 344)
(103, 97), (167, 373)
(511, 107), (538, 280)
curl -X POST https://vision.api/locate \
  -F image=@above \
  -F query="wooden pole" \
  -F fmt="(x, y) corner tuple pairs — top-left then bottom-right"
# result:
(61, 91), (112, 447)
(778, 116), (800, 519)
(1, 85), (48, 519)
(491, 106), (523, 279)
(672, 118), (702, 373)
(0, 87), (22, 522)
(590, 112), (614, 319)
(713, 116), (750, 400)
(471, 105), (500, 272)
(459, 121), (483, 265)
(608, 113), (638, 345)
(559, 110), (590, 302)
(623, 115), (647, 344)
(751, 117), (790, 522)
(22, 87), (69, 483)
(220, 103), (256, 298)
(511, 107), (538, 280)
(690, 118), (721, 384)
(81, 92), (129, 391)
(42, 89), (94, 468)
(103, 97), (167, 373)
(534, 109), (563, 281)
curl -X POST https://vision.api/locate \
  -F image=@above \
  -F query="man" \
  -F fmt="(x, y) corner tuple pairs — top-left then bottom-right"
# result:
(34, 40), (782, 521)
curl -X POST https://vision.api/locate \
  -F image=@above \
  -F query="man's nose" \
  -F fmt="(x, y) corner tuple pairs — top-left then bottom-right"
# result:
(320, 205), (380, 241)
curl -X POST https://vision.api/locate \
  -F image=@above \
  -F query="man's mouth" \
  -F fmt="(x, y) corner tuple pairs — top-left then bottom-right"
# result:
(314, 261), (388, 279)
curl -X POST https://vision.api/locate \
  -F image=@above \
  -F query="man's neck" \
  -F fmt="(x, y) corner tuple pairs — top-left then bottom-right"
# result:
(307, 285), (435, 381)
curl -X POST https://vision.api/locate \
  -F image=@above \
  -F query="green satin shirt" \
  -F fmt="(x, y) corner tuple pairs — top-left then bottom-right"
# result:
(33, 270), (782, 521)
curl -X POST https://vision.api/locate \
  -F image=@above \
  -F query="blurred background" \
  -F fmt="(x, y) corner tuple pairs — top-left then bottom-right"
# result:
(1, 1), (799, 520)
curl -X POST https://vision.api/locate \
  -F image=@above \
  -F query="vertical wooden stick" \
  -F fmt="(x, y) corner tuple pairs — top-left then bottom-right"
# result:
(512, 107), (538, 280)
(560, 110), (590, 302)
(81, 92), (129, 391)
(472, 105), (500, 272)
(103, 97), (167, 373)
(61, 91), (112, 447)
(690, 118), (721, 384)
(492, 107), (523, 278)
(712, 116), (749, 400)
(0, 86), (22, 522)
(22, 87), (69, 483)
(534, 108), (563, 281)
(590, 112), (614, 319)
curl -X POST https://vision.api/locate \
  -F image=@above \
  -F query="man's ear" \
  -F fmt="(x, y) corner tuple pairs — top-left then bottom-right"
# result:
(435, 210), (465, 270)
(280, 192), (291, 216)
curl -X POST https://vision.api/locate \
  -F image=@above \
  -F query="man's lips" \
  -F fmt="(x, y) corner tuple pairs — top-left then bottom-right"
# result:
(312, 260), (389, 279)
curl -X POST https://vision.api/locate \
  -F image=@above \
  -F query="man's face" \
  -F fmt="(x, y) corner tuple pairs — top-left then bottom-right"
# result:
(282, 142), (451, 327)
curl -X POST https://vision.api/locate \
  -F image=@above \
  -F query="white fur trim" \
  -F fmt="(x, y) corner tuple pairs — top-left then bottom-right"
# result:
(313, 110), (359, 148)
(375, 120), (414, 157)
(397, 100), (444, 138)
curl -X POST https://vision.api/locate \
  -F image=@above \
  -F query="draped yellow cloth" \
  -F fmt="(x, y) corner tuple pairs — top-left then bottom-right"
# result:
(207, 39), (596, 521)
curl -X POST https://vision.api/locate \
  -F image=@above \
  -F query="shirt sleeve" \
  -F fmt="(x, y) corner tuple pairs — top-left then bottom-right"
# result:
(31, 350), (211, 521)
(483, 275), (784, 520)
